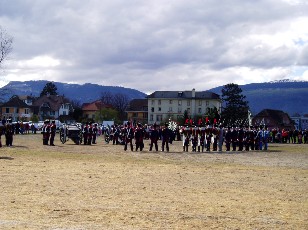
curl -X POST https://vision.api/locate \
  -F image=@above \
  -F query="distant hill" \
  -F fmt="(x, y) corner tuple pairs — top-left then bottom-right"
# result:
(1, 80), (147, 103)
(1, 79), (307, 116)
(207, 80), (308, 116)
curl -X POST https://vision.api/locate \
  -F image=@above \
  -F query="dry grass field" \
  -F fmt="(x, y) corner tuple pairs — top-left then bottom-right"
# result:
(0, 133), (307, 229)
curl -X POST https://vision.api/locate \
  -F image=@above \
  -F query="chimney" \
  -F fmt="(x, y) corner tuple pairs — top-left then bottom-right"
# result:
(192, 88), (195, 98)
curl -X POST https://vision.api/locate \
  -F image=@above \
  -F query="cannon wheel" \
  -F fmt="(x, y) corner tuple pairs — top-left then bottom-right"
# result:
(60, 128), (67, 144)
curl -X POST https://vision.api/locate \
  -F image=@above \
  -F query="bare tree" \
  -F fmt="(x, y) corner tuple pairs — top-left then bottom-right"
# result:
(100, 91), (130, 121)
(0, 26), (13, 68)
(113, 93), (129, 121)
(100, 91), (114, 105)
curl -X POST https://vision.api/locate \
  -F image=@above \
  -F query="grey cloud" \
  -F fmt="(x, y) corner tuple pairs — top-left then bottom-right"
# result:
(1, 0), (308, 92)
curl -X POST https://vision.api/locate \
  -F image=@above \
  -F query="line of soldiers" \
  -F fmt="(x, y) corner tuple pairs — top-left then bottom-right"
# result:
(41, 119), (57, 146)
(181, 124), (270, 152)
(119, 122), (172, 152)
(82, 122), (98, 145)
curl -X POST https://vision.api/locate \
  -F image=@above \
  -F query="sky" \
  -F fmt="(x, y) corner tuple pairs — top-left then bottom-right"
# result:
(0, 0), (308, 94)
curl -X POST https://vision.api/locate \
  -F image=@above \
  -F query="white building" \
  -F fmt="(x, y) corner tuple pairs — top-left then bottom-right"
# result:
(147, 89), (221, 125)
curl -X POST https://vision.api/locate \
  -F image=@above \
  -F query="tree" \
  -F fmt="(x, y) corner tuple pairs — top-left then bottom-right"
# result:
(100, 91), (114, 105)
(100, 91), (129, 121)
(220, 83), (250, 127)
(69, 100), (83, 122)
(0, 26), (13, 68)
(40, 82), (58, 96)
(95, 108), (119, 123)
(112, 93), (129, 121)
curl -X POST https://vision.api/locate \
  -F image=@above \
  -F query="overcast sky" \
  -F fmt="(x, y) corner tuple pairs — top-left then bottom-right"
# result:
(1, 0), (308, 94)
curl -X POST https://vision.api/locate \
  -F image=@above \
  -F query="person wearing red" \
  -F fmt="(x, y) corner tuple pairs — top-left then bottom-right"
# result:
(42, 119), (50, 145)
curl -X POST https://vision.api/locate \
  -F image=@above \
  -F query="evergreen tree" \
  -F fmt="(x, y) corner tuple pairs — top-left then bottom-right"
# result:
(40, 82), (58, 97)
(220, 83), (250, 127)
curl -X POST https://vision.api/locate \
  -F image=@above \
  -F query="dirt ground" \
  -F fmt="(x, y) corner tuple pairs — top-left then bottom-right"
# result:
(1, 134), (307, 229)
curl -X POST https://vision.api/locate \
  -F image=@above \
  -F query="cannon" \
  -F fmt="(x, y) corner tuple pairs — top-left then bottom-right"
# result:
(59, 123), (82, 145)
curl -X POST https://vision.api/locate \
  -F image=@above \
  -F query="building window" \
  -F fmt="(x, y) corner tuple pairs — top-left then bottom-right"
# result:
(151, 107), (154, 112)
(16, 108), (19, 113)
(206, 101), (209, 106)
(50, 111), (55, 116)
(25, 108), (29, 114)
(187, 108), (191, 114)
(150, 114), (153, 121)
(143, 113), (148, 119)
(169, 107), (172, 112)
(198, 108), (202, 114)
(187, 100), (190, 106)
(169, 100), (173, 104)
(178, 107), (182, 113)
(158, 100), (161, 105)
(158, 107), (161, 111)
(151, 100), (155, 105)
(157, 115), (162, 121)
(199, 100), (202, 106)
(6, 108), (9, 113)
(133, 112), (138, 117)
(63, 111), (67, 115)
(178, 100), (182, 106)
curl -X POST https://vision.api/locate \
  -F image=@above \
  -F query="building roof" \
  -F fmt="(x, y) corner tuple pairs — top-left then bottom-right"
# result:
(126, 99), (148, 112)
(253, 109), (294, 129)
(32, 95), (70, 111)
(147, 90), (220, 100)
(82, 100), (112, 111)
(1, 95), (30, 108)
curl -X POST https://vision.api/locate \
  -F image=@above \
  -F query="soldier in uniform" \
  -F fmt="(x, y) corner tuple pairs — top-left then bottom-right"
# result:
(225, 126), (232, 151)
(191, 127), (198, 152)
(161, 123), (171, 152)
(49, 120), (56, 146)
(87, 122), (93, 145)
(149, 123), (159, 151)
(42, 119), (50, 145)
(244, 126), (250, 151)
(257, 125), (264, 150)
(182, 126), (190, 152)
(263, 125), (270, 150)
(212, 125), (218, 151)
(238, 125), (244, 151)
(249, 126), (255, 150)
(5, 118), (14, 147)
(200, 127), (206, 152)
(254, 126), (260, 150)
(205, 125), (213, 152)
(231, 126), (238, 151)
(123, 121), (134, 151)
(135, 123), (145, 151)
(82, 122), (89, 145)
(218, 124), (225, 152)
(92, 123), (98, 144)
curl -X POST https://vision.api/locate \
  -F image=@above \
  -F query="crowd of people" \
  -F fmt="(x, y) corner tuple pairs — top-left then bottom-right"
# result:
(1, 117), (307, 151)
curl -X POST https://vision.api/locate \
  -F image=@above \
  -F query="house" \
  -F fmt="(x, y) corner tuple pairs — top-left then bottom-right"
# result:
(252, 109), (294, 130)
(18, 95), (36, 106)
(147, 89), (221, 125)
(290, 114), (308, 130)
(1, 95), (33, 121)
(125, 99), (148, 125)
(82, 100), (112, 121)
(32, 95), (73, 120)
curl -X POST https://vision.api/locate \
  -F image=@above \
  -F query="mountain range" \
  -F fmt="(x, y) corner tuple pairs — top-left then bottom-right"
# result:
(1, 80), (146, 103)
(207, 80), (308, 116)
(1, 79), (307, 116)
